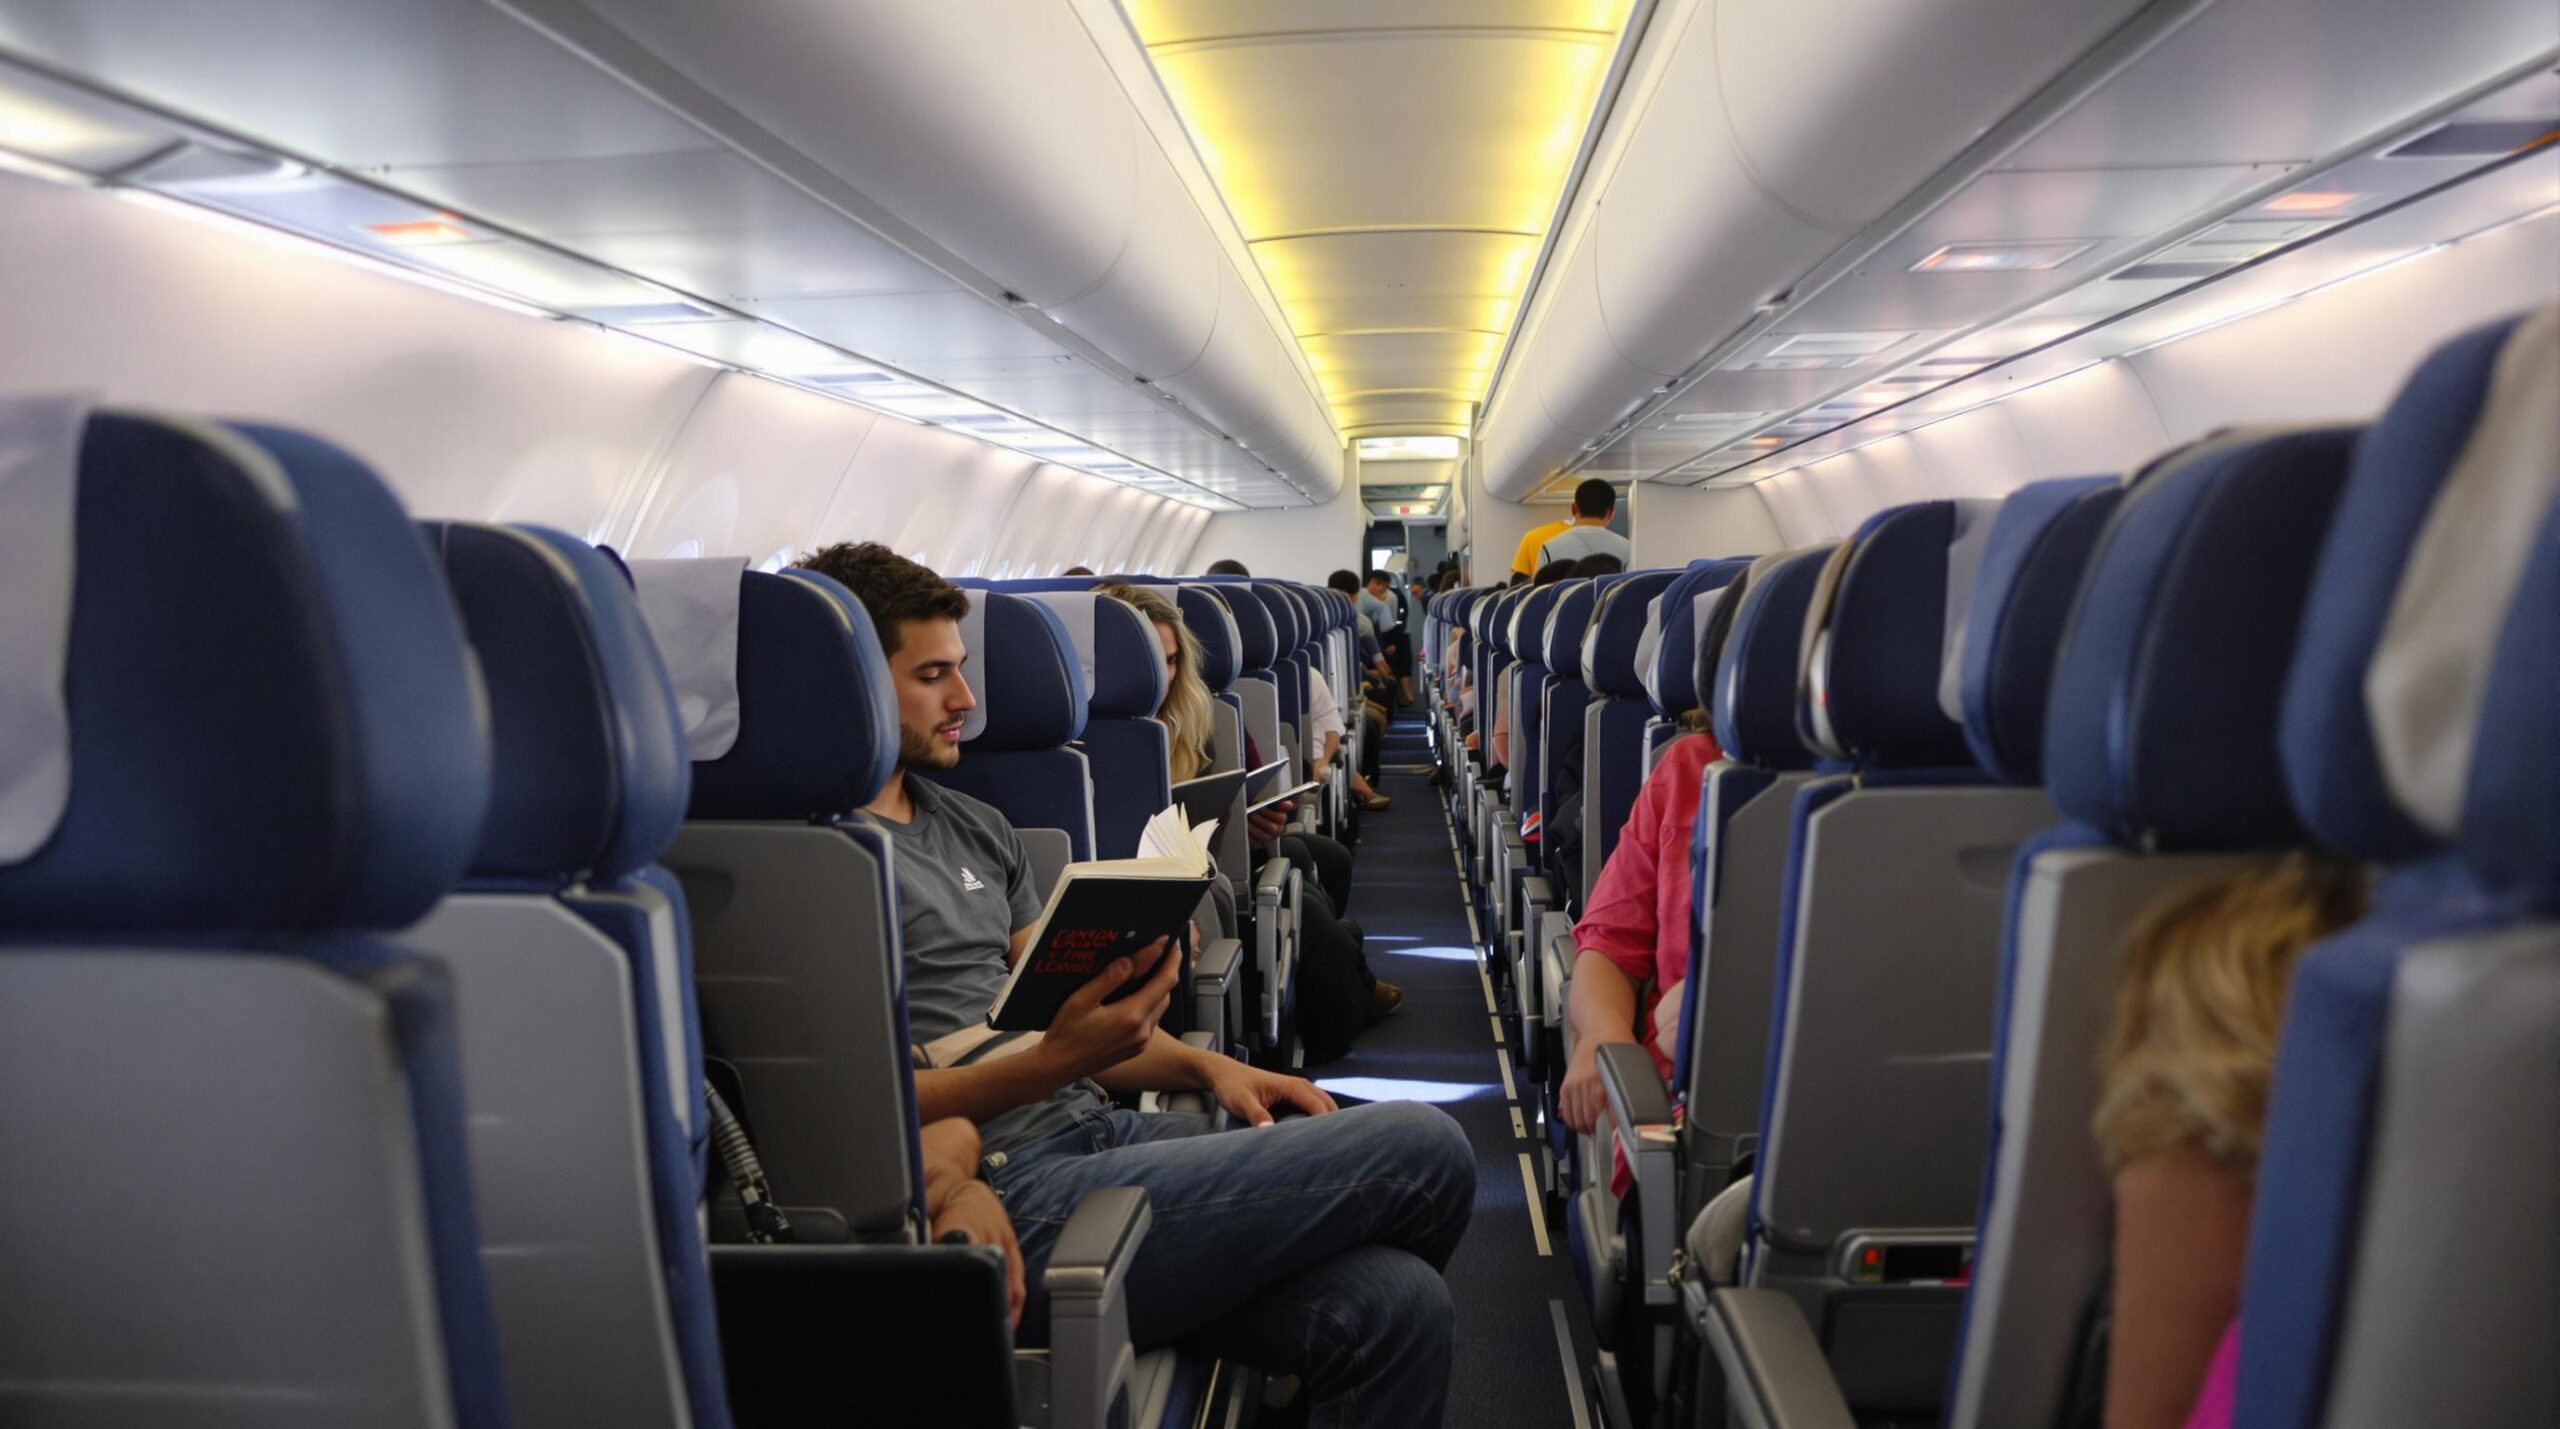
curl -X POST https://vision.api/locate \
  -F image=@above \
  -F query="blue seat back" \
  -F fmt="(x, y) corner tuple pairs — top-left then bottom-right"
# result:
(1947, 433), (2357, 1425)
(1028, 591), (1171, 858)
(922, 590), (1095, 858)
(1956, 477), (2126, 784)
(427, 521), (727, 1429)
(1581, 568), (1680, 875)
(2244, 307), (2559, 1429)
(0, 412), (505, 1427)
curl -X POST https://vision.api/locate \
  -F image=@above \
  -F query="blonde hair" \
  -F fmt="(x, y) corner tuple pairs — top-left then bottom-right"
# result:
(1099, 582), (1214, 784)
(2093, 853), (2367, 1174)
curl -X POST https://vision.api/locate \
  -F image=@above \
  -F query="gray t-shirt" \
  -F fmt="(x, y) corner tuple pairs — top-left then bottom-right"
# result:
(876, 775), (1106, 1156)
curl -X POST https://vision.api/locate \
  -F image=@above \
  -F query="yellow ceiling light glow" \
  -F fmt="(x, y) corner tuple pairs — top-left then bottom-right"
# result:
(1124, 0), (1636, 437)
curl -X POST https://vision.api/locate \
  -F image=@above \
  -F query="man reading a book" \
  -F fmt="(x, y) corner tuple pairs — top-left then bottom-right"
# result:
(797, 543), (1476, 1429)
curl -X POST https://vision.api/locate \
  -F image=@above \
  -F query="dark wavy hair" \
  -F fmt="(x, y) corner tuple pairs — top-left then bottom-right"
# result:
(794, 542), (969, 656)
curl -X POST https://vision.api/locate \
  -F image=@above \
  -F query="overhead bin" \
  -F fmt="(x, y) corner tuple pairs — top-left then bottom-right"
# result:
(1477, 0), (2155, 501)
(512, 0), (1343, 501)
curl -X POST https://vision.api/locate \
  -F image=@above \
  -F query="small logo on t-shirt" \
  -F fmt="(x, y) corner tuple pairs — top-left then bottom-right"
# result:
(959, 866), (987, 892)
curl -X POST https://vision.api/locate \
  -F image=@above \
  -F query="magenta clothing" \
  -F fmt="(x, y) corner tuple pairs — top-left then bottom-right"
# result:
(1568, 732), (1720, 1079)
(2185, 1319), (2239, 1429)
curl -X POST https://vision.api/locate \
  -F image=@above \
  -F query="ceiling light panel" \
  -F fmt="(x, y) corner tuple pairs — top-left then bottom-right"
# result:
(1124, 0), (1637, 436)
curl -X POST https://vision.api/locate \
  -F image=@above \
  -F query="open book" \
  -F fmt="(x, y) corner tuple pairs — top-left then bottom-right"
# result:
(985, 805), (1219, 1031)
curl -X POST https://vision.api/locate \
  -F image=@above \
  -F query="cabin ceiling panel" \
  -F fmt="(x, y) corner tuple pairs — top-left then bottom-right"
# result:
(2010, 0), (2560, 170)
(1337, 396), (1478, 435)
(391, 151), (954, 303)
(5, 0), (1341, 512)
(1123, 0), (1637, 439)
(0, 0), (707, 166)
(746, 293), (1076, 367)
(1146, 32), (1612, 238)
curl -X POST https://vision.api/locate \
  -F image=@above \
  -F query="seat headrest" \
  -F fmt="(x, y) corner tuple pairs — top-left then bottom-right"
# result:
(2045, 427), (2360, 849)
(1244, 583), (1300, 655)
(1958, 477), (2127, 784)
(1644, 559), (1753, 718)
(1543, 578), (1605, 676)
(427, 523), (691, 883)
(1209, 583), (1277, 670)
(959, 591), (1088, 749)
(1798, 500), (1996, 768)
(0, 413), (488, 933)
(1507, 583), (1567, 664)
(1024, 592), (1165, 719)
(1585, 569), (1679, 699)
(684, 570), (898, 820)
(1175, 585), (1241, 694)
(2284, 305), (2559, 859)
(2460, 503), (2560, 906)
(1711, 546), (1832, 770)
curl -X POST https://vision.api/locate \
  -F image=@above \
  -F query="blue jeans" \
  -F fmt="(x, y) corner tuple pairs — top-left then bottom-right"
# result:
(992, 1100), (1475, 1428)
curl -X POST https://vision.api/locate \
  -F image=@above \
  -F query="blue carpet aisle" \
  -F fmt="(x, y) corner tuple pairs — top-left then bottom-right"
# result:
(1313, 712), (1601, 1429)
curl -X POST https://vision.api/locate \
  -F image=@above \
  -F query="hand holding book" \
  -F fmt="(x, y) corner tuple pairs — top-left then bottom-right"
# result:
(985, 803), (1219, 1031)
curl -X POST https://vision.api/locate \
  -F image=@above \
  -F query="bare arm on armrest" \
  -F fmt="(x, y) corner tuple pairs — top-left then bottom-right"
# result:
(919, 1118), (1023, 1329)
(1560, 950), (1644, 1135)
(1094, 1030), (1337, 1125)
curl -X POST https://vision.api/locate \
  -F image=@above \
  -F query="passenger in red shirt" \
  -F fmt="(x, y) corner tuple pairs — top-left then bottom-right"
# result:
(1556, 724), (1720, 1135)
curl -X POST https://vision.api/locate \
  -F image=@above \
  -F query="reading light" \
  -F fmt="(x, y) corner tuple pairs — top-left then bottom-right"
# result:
(1909, 240), (2096, 273)
(2261, 191), (2360, 214)
(364, 217), (478, 247)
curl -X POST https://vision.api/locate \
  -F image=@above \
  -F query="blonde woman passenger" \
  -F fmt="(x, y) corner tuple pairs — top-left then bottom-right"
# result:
(2094, 853), (2366, 1429)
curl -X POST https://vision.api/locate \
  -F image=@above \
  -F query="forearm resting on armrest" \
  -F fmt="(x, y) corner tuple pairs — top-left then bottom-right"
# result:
(1702, 1288), (1858, 1429)
(915, 1048), (1078, 1127)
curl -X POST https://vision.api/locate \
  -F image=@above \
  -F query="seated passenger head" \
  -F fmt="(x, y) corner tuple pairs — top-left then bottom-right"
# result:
(794, 541), (975, 771)
(1366, 569), (1392, 594)
(1099, 581), (1213, 781)
(1327, 569), (1361, 596)
(1206, 558), (1251, 577)
(1531, 559), (1574, 587)
(1569, 553), (1624, 579)
(1574, 477), (1616, 521)
(2093, 853), (2368, 1175)
(1062, 564), (1095, 577)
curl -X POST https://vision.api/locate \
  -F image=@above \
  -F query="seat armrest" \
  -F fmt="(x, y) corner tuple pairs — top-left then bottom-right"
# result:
(710, 1243), (1017, 1427)
(1162, 1032), (1231, 1129)
(1597, 1042), (1673, 1130)
(1046, 1186), (1152, 1429)
(1702, 1288), (1858, 1429)
(1600, 1041), (1680, 1303)
(1192, 936), (1242, 1049)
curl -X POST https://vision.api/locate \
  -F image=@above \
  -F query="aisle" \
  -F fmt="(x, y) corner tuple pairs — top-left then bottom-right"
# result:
(1312, 712), (1600, 1429)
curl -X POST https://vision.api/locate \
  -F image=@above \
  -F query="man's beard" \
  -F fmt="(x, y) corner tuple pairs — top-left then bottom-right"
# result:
(900, 725), (960, 769)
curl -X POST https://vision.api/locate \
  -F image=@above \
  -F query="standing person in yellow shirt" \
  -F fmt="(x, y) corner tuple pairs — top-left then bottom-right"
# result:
(1509, 478), (1625, 579)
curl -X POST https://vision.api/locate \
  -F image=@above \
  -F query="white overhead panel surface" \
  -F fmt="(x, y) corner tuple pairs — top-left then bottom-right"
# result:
(0, 0), (1332, 509)
(1491, 0), (2560, 499)
(502, 0), (1341, 506)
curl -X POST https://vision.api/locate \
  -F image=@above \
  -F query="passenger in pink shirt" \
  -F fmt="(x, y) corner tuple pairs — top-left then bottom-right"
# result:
(1555, 725), (1720, 1135)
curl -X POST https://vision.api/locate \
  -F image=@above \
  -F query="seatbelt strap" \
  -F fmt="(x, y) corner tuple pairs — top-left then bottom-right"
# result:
(705, 1081), (794, 1244)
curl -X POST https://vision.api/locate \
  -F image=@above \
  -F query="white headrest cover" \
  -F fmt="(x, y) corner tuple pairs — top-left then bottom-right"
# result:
(0, 395), (87, 864)
(1634, 594), (1668, 708)
(1027, 592), (1100, 699)
(2369, 303), (2560, 836)
(630, 556), (748, 761)
(1937, 499), (2002, 724)
(956, 596), (989, 743)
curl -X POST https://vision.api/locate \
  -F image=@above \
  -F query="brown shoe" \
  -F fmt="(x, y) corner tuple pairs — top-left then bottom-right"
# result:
(1367, 979), (1405, 1021)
